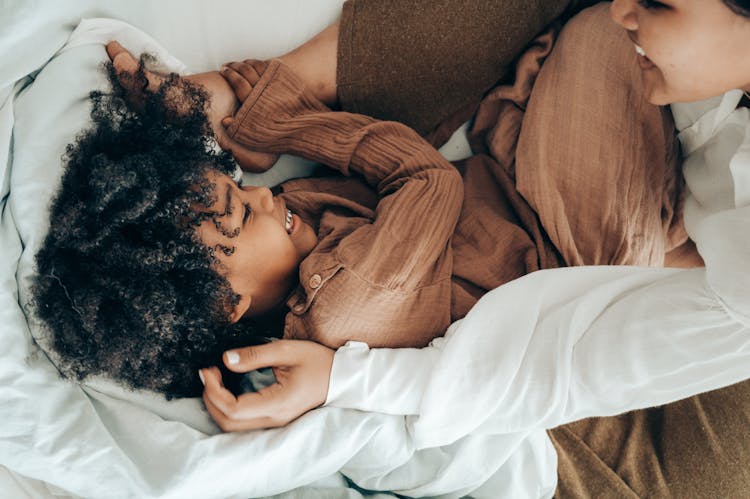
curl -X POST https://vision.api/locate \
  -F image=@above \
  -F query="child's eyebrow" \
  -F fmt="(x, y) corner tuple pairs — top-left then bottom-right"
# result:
(224, 183), (232, 215)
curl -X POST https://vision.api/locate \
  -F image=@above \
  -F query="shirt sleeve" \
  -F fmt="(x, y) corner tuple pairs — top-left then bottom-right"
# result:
(325, 265), (750, 449)
(226, 63), (464, 284)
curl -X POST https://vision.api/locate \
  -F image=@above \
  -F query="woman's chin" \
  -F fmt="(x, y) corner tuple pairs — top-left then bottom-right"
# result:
(639, 68), (702, 106)
(645, 91), (671, 106)
(643, 75), (739, 106)
(642, 78), (683, 106)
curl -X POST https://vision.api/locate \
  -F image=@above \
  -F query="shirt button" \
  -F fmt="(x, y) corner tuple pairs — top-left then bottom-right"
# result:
(309, 274), (322, 289)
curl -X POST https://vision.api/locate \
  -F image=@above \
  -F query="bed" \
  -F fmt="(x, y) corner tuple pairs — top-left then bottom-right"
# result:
(1, 1), (479, 497)
(7, 2), (746, 497)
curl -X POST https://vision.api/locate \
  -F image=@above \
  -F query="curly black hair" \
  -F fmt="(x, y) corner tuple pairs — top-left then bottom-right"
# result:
(724, 0), (750, 17)
(32, 58), (264, 398)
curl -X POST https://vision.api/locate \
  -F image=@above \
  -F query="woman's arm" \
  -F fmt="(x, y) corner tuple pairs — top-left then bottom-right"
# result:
(323, 266), (750, 447)
(203, 265), (750, 436)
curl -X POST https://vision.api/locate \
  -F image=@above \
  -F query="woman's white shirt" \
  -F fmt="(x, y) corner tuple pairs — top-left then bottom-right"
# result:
(323, 90), (750, 497)
(677, 90), (750, 323)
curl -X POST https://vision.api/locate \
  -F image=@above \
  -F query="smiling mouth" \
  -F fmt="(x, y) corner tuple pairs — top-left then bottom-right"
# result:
(285, 209), (293, 233)
(628, 32), (656, 71)
(633, 42), (656, 70)
(277, 197), (296, 235)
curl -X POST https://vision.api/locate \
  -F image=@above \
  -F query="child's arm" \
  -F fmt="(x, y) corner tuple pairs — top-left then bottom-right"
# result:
(104, 21), (339, 172)
(222, 60), (464, 347)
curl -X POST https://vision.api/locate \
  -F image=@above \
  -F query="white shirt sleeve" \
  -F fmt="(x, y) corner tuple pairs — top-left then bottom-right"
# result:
(325, 339), (443, 416)
(326, 91), (750, 451)
(325, 265), (750, 449)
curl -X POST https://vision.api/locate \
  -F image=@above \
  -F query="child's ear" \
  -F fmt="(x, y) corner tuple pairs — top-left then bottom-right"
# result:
(229, 294), (252, 323)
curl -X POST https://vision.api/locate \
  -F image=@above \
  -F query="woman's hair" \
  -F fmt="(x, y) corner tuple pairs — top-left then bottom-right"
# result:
(724, 0), (750, 17)
(32, 59), (264, 398)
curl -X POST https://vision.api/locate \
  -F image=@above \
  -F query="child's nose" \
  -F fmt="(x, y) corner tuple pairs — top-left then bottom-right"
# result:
(242, 185), (274, 212)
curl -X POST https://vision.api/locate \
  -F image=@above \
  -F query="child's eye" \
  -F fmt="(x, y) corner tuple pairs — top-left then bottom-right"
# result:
(638, 0), (668, 9)
(243, 204), (251, 225)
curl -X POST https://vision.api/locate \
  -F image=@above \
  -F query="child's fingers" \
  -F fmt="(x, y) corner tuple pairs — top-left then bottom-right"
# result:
(105, 41), (130, 64)
(220, 66), (253, 101)
(215, 127), (277, 173)
(232, 146), (278, 173)
(245, 60), (269, 79)
(203, 393), (287, 432)
(214, 121), (234, 149)
(223, 341), (303, 373)
(202, 368), (290, 428)
(229, 60), (265, 85)
(106, 40), (164, 106)
(200, 367), (237, 414)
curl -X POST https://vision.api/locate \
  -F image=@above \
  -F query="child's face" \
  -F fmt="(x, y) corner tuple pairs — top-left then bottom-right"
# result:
(196, 171), (317, 321)
(610, 0), (750, 105)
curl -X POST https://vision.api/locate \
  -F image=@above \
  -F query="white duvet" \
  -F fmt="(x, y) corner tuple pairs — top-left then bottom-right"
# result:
(1, 1), (478, 498)
(6, 2), (750, 498)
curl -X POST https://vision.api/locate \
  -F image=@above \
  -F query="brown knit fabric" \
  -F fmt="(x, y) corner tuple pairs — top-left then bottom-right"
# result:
(226, 4), (683, 344)
(552, 380), (750, 498)
(228, 27), (578, 346)
(225, 3), (683, 355)
(336, 0), (598, 139)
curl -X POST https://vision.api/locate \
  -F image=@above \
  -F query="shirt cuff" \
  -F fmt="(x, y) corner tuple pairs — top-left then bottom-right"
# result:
(324, 340), (442, 416)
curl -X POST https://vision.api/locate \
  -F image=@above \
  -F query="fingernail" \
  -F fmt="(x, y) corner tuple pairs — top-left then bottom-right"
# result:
(226, 351), (240, 365)
(198, 369), (205, 385)
(220, 66), (228, 73)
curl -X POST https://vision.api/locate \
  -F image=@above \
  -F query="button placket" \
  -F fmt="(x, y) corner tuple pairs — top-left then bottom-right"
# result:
(309, 274), (322, 289)
(293, 263), (343, 315)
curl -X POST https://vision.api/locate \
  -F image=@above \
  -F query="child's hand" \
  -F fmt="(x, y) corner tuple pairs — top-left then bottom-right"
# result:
(105, 41), (278, 173)
(219, 60), (268, 102)
(219, 60), (330, 156)
(200, 340), (335, 431)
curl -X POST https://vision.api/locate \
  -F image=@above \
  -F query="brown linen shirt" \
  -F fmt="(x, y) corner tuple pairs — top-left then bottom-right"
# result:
(226, 60), (562, 349)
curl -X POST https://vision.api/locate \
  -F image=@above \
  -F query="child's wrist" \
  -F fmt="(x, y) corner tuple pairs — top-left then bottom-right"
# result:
(278, 52), (337, 106)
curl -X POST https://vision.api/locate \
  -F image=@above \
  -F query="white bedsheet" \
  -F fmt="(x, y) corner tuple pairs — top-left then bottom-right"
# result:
(1, 2), (484, 498)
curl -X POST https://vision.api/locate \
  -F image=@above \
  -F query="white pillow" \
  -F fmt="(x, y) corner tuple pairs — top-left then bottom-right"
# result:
(15, 11), (341, 433)
(5, 3), (392, 497)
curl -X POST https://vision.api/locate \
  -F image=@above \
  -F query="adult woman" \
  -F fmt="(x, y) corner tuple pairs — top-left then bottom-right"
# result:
(202, 0), (750, 496)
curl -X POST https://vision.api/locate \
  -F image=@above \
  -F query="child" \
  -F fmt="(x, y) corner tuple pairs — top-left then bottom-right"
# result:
(33, 47), (566, 399)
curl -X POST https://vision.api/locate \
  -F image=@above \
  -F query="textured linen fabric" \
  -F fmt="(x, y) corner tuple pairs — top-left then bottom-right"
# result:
(227, 15), (681, 352)
(536, 9), (750, 497)
(326, 3), (750, 497)
(226, 60), (463, 348)
(515, 7), (686, 268)
(225, 53), (568, 348)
